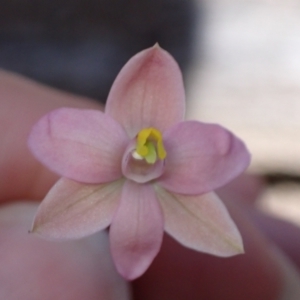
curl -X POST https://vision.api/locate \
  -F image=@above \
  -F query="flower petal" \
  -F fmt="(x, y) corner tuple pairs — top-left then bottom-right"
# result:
(105, 45), (185, 138)
(159, 121), (251, 195)
(110, 180), (164, 280)
(32, 178), (123, 239)
(156, 187), (244, 256)
(28, 108), (129, 183)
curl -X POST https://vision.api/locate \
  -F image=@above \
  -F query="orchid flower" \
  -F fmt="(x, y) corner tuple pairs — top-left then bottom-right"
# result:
(28, 45), (251, 280)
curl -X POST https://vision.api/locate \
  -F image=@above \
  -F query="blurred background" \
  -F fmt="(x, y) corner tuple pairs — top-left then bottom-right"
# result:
(187, 0), (300, 227)
(1, 0), (300, 227)
(0, 0), (198, 101)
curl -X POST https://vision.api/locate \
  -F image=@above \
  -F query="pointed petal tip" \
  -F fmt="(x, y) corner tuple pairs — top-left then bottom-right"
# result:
(29, 218), (39, 234)
(150, 43), (166, 54)
(152, 42), (160, 49)
(105, 44), (185, 136)
(28, 222), (52, 240)
(145, 43), (176, 64)
(239, 245), (245, 255)
(157, 189), (245, 257)
(30, 178), (122, 240)
(222, 237), (245, 257)
(29, 217), (54, 239)
(30, 218), (77, 241)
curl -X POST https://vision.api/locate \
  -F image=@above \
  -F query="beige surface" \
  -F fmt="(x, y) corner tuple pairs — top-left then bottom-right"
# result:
(187, 0), (300, 225)
(187, 0), (300, 175)
(259, 183), (300, 226)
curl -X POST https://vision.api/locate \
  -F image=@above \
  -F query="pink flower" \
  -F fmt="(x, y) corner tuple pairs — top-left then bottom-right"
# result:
(28, 45), (250, 280)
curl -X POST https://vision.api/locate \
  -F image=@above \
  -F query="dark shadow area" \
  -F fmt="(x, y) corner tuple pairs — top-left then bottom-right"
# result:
(0, 0), (201, 103)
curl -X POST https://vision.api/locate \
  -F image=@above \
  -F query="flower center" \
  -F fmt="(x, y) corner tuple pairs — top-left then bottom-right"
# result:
(132, 128), (167, 164)
(122, 128), (166, 183)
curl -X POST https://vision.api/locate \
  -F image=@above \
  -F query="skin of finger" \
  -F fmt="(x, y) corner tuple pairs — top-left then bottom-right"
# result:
(217, 174), (267, 205)
(0, 202), (131, 300)
(219, 175), (300, 271)
(0, 70), (102, 202)
(245, 206), (300, 271)
(132, 199), (282, 300)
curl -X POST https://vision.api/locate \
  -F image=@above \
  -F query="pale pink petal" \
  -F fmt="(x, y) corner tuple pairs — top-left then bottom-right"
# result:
(105, 45), (185, 138)
(110, 180), (164, 280)
(28, 108), (129, 183)
(32, 178), (123, 239)
(121, 140), (164, 183)
(159, 121), (251, 195)
(156, 186), (244, 256)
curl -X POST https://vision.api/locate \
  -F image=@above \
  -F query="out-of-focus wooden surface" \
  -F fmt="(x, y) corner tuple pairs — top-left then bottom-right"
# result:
(187, 0), (300, 225)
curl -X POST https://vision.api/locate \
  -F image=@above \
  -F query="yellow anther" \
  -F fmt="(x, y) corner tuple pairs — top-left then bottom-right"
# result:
(135, 127), (167, 163)
(157, 139), (166, 160)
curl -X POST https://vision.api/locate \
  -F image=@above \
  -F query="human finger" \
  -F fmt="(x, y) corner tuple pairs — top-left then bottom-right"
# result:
(132, 198), (298, 300)
(0, 201), (131, 300)
(0, 70), (102, 202)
